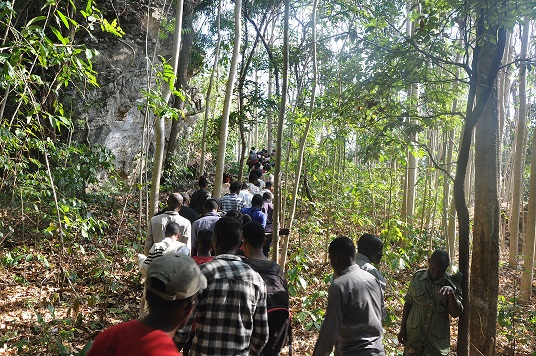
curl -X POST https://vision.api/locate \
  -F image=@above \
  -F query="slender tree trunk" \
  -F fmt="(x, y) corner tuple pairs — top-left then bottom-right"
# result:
(199, 0), (222, 177)
(280, 0), (318, 268)
(149, 0), (184, 216)
(509, 18), (530, 267)
(213, 0), (242, 199)
(518, 17), (533, 305)
(470, 80), (500, 356)
(271, 0), (289, 265)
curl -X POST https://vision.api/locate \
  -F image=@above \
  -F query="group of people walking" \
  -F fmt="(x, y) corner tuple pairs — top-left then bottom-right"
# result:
(86, 148), (463, 355)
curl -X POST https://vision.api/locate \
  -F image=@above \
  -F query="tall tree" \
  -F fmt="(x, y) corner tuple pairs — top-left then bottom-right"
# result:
(213, 0), (242, 198)
(149, 0), (184, 215)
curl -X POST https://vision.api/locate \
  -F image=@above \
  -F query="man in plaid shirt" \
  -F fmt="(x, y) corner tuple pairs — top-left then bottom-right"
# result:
(190, 216), (268, 355)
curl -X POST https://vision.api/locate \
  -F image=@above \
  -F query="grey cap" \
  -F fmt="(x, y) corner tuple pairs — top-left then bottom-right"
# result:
(145, 253), (207, 301)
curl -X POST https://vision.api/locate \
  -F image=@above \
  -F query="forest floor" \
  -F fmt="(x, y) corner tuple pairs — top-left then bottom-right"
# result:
(0, 201), (535, 355)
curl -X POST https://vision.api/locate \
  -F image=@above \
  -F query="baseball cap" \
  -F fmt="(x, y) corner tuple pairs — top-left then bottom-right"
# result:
(145, 253), (207, 301)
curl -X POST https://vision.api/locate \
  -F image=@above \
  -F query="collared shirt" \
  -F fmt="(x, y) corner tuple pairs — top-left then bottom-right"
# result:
(356, 253), (386, 320)
(191, 212), (220, 248)
(241, 207), (267, 228)
(219, 193), (245, 213)
(403, 269), (463, 355)
(239, 190), (254, 208)
(191, 254), (268, 356)
(313, 264), (385, 356)
(140, 238), (190, 275)
(145, 211), (191, 255)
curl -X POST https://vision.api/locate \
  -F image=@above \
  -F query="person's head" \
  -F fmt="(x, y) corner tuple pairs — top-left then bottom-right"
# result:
(230, 181), (242, 194)
(251, 194), (263, 207)
(357, 233), (384, 264)
(198, 176), (208, 189)
(242, 213), (252, 225)
(328, 236), (356, 276)
(180, 192), (190, 206)
(225, 209), (243, 224)
(428, 250), (450, 281)
(265, 181), (272, 191)
(264, 163), (271, 172)
(196, 229), (213, 255)
(165, 222), (181, 241)
(248, 172), (258, 183)
(167, 193), (183, 210)
(254, 161), (261, 169)
(203, 198), (219, 213)
(213, 216), (243, 255)
(242, 221), (266, 250)
(263, 192), (273, 201)
(145, 253), (207, 328)
(223, 173), (231, 183)
(241, 182), (249, 190)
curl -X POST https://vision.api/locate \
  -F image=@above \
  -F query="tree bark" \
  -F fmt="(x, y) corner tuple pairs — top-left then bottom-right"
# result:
(470, 80), (500, 356)
(212, 0), (242, 199)
(272, 0), (289, 265)
(149, 0), (184, 216)
(518, 17), (533, 305)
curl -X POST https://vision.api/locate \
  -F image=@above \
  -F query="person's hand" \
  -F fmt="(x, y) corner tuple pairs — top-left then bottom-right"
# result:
(397, 326), (407, 344)
(439, 286), (455, 295)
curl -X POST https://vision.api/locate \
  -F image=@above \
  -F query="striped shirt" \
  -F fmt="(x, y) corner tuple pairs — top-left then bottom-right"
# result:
(219, 193), (245, 213)
(141, 238), (190, 275)
(191, 254), (268, 355)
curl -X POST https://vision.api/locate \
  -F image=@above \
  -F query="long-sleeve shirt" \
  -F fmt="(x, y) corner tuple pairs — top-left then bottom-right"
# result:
(140, 237), (190, 275)
(145, 211), (191, 255)
(403, 269), (463, 354)
(356, 252), (387, 321)
(313, 264), (385, 356)
(191, 254), (268, 356)
(191, 212), (220, 248)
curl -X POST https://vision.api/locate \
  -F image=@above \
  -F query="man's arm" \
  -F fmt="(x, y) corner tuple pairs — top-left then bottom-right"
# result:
(249, 284), (269, 355)
(440, 285), (462, 318)
(397, 302), (412, 344)
(312, 284), (343, 356)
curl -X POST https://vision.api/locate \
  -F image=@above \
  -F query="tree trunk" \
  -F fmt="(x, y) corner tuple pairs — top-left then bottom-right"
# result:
(509, 18), (530, 267)
(280, 0), (317, 269)
(199, 0), (222, 177)
(149, 0), (184, 216)
(165, 1), (195, 170)
(455, 9), (506, 354)
(271, 0), (289, 265)
(470, 80), (500, 356)
(213, 0), (242, 199)
(518, 17), (533, 305)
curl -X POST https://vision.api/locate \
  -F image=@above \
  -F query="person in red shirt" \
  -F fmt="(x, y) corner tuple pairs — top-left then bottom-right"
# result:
(192, 229), (214, 265)
(88, 254), (207, 356)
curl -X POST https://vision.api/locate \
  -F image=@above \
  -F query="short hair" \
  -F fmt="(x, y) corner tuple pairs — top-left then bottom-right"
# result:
(214, 217), (242, 251)
(263, 192), (273, 200)
(168, 193), (183, 208)
(251, 194), (263, 207)
(223, 173), (231, 183)
(198, 176), (208, 188)
(225, 209), (243, 224)
(165, 222), (181, 237)
(329, 236), (356, 259)
(197, 229), (213, 251)
(430, 250), (450, 269)
(230, 181), (242, 193)
(242, 221), (266, 249)
(204, 198), (219, 211)
(248, 172), (258, 183)
(242, 214), (252, 224)
(264, 163), (271, 171)
(265, 181), (272, 188)
(254, 161), (261, 168)
(357, 233), (382, 253)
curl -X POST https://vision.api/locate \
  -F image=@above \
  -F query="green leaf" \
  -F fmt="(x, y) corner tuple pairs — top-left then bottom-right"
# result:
(56, 10), (70, 29)
(50, 26), (68, 45)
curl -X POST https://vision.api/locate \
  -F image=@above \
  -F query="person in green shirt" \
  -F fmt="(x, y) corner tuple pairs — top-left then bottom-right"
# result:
(398, 250), (463, 355)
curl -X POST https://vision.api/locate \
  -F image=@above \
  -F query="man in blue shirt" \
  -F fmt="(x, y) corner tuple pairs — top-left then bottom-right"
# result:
(241, 194), (267, 228)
